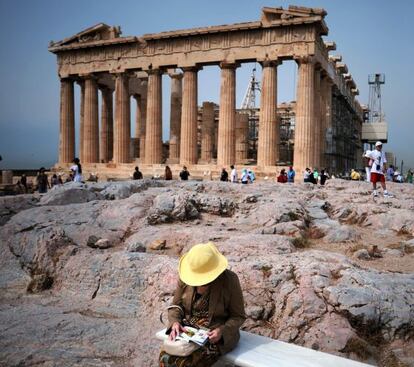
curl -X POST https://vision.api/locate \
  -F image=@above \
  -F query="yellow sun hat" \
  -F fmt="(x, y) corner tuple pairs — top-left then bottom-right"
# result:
(179, 242), (228, 286)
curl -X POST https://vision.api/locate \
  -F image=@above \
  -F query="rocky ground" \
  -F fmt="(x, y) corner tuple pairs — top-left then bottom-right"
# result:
(0, 179), (413, 367)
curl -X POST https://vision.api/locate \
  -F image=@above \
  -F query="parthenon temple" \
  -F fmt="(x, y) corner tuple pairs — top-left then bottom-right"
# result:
(49, 5), (363, 179)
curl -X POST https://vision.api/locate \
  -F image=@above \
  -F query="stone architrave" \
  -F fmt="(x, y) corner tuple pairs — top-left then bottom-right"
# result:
(113, 73), (131, 164)
(59, 78), (75, 163)
(145, 70), (163, 164)
(200, 102), (215, 163)
(83, 75), (99, 163)
(180, 67), (199, 165)
(293, 57), (315, 173)
(217, 63), (237, 167)
(235, 113), (249, 164)
(257, 60), (280, 167)
(313, 67), (322, 169)
(100, 87), (113, 163)
(169, 73), (183, 162)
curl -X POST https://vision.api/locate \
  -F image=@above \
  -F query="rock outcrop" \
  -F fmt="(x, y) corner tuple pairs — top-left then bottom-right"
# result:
(1, 179), (413, 366)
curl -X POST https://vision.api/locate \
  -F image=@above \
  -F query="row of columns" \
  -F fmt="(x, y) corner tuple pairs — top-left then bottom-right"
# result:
(59, 59), (332, 170)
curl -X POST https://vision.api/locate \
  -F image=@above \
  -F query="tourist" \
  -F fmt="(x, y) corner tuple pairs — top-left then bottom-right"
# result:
(65, 173), (73, 183)
(160, 242), (245, 367)
(277, 169), (287, 183)
(248, 170), (255, 183)
(367, 141), (392, 198)
(287, 166), (295, 183)
(36, 167), (50, 193)
(386, 165), (395, 181)
(57, 175), (63, 185)
(165, 166), (173, 180)
(240, 169), (249, 184)
(363, 150), (372, 182)
(230, 165), (238, 183)
(393, 171), (403, 183)
(220, 168), (228, 182)
(350, 169), (361, 181)
(70, 158), (83, 182)
(51, 174), (59, 187)
(313, 168), (319, 182)
(406, 169), (413, 184)
(303, 168), (311, 183)
(320, 169), (329, 186)
(133, 166), (143, 180)
(179, 166), (190, 181)
(20, 174), (27, 193)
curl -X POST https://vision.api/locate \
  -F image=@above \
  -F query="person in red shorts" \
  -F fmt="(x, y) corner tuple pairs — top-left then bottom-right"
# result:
(367, 141), (393, 198)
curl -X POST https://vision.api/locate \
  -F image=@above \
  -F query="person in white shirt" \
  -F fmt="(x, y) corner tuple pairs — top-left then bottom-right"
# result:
(230, 165), (238, 183)
(70, 158), (83, 183)
(367, 142), (392, 198)
(363, 150), (372, 182)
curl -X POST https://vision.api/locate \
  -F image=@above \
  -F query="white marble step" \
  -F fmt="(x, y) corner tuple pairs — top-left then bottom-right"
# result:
(156, 329), (373, 367)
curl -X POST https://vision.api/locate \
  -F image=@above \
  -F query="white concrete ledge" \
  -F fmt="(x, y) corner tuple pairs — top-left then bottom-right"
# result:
(156, 329), (372, 367)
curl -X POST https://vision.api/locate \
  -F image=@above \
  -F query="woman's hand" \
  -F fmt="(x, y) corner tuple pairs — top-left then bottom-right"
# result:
(169, 322), (186, 341)
(207, 328), (222, 344)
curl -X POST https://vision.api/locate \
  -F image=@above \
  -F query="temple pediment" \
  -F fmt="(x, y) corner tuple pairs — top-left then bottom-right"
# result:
(261, 5), (328, 34)
(49, 23), (121, 48)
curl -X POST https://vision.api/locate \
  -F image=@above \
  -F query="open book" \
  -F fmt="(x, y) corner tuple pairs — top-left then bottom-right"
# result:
(176, 326), (210, 346)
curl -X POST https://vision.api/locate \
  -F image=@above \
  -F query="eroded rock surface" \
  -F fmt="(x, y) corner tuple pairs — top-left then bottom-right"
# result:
(1, 179), (413, 366)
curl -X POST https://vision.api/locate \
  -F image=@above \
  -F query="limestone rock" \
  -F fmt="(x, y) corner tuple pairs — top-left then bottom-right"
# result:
(354, 249), (370, 260)
(39, 183), (102, 205)
(150, 239), (167, 250)
(127, 241), (146, 253)
(0, 194), (40, 226)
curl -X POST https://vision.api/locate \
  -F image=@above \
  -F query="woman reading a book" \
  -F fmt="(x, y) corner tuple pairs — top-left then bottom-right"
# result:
(160, 242), (246, 367)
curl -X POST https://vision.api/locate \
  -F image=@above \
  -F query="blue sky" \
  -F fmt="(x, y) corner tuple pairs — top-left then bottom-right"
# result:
(0, 0), (413, 170)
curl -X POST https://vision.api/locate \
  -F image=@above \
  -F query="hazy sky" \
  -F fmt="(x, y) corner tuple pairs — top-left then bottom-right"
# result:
(0, 0), (413, 170)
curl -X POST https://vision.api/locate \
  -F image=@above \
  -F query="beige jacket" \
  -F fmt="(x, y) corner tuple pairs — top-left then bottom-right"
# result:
(168, 269), (246, 354)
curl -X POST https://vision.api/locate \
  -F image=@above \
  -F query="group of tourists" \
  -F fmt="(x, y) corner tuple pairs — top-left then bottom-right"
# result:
(219, 165), (255, 184)
(132, 165), (190, 181)
(302, 167), (329, 185)
(33, 157), (82, 193)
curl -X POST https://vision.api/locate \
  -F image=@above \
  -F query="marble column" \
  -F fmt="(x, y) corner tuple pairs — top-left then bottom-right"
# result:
(235, 113), (249, 164)
(321, 77), (333, 169)
(200, 102), (215, 163)
(113, 73), (131, 163)
(59, 78), (75, 163)
(100, 87), (113, 163)
(169, 73), (183, 162)
(133, 94), (142, 158)
(76, 80), (85, 162)
(257, 60), (280, 167)
(145, 70), (163, 164)
(293, 57), (315, 173)
(313, 67), (322, 169)
(83, 76), (99, 163)
(139, 96), (147, 160)
(180, 67), (198, 165)
(217, 63), (237, 167)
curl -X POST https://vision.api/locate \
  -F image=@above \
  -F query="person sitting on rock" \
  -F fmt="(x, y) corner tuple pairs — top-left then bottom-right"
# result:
(350, 169), (361, 181)
(240, 169), (250, 184)
(277, 169), (287, 183)
(165, 166), (173, 180)
(179, 166), (190, 181)
(220, 168), (228, 182)
(133, 166), (143, 180)
(160, 242), (245, 367)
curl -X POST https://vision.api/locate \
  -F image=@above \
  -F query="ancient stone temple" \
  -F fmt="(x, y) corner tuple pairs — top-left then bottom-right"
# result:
(49, 6), (363, 179)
